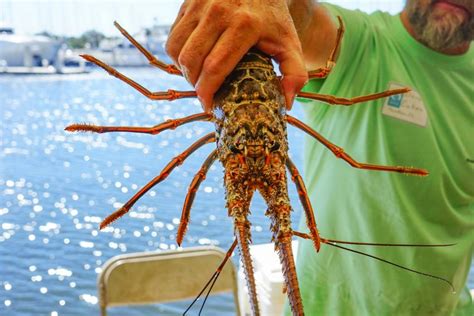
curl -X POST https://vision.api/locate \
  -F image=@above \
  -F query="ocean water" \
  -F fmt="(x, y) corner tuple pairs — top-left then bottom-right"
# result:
(0, 68), (305, 316)
(0, 67), (472, 316)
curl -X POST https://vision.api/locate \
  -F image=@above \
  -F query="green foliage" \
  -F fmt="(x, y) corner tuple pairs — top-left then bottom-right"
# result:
(66, 36), (87, 49)
(35, 29), (108, 49)
(35, 31), (60, 40)
(80, 30), (106, 48)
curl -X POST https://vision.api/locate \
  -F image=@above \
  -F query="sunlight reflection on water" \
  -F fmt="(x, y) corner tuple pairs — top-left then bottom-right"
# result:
(0, 68), (305, 315)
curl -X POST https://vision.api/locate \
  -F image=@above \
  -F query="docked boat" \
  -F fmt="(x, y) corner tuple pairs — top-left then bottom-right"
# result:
(0, 23), (87, 74)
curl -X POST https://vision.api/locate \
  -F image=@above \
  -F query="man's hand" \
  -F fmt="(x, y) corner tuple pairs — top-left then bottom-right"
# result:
(166, 0), (308, 112)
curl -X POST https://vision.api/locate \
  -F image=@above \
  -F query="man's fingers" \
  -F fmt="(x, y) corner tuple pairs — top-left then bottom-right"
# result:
(177, 15), (226, 85)
(166, 0), (308, 112)
(166, 9), (199, 66)
(195, 26), (259, 112)
(275, 49), (308, 110)
(255, 8), (308, 110)
(169, 0), (189, 34)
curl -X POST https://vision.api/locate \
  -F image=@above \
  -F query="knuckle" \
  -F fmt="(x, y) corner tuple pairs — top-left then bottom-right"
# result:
(178, 52), (199, 84)
(177, 1), (188, 16)
(201, 11), (226, 31)
(165, 41), (178, 60)
(235, 11), (259, 29)
(202, 55), (222, 78)
(207, 2), (227, 16)
(190, 0), (205, 8)
(177, 52), (193, 69)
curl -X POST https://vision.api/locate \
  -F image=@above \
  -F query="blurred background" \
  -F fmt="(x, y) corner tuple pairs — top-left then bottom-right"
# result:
(0, 0), (472, 315)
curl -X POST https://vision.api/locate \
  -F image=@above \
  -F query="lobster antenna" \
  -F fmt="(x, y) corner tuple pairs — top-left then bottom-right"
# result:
(198, 272), (221, 315)
(324, 241), (455, 292)
(183, 239), (238, 315)
(183, 270), (220, 315)
(323, 237), (456, 247)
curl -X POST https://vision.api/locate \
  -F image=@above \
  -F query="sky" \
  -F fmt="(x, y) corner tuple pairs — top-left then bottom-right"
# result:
(0, 0), (405, 36)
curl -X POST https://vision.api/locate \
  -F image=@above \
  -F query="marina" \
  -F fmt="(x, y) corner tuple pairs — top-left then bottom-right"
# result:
(0, 24), (87, 75)
(0, 23), (170, 75)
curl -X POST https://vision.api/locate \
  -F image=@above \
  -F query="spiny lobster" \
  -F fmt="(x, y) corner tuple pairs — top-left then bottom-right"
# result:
(66, 18), (454, 316)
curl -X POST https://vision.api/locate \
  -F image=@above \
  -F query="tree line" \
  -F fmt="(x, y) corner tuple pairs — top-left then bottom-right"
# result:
(35, 30), (110, 49)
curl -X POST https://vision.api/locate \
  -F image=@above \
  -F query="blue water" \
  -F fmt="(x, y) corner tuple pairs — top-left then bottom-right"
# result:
(0, 68), (472, 316)
(0, 68), (305, 316)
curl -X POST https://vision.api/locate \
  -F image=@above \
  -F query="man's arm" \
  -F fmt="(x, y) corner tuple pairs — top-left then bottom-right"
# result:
(290, 1), (339, 70)
(165, 0), (338, 111)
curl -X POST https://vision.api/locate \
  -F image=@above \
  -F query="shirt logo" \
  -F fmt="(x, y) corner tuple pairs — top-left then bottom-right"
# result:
(382, 82), (428, 127)
(387, 94), (402, 108)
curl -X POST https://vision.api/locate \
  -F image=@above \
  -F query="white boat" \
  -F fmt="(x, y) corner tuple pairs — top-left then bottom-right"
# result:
(0, 23), (87, 74)
(0, 24), (59, 66)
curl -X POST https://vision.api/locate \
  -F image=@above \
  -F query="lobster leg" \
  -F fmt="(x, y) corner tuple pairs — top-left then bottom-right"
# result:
(113, 21), (183, 76)
(296, 87), (410, 106)
(176, 149), (218, 246)
(65, 112), (212, 134)
(286, 115), (428, 176)
(286, 158), (321, 252)
(81, 54), (196, 101)
(308, 16), (345, 79)
(100, 133), (215, 229)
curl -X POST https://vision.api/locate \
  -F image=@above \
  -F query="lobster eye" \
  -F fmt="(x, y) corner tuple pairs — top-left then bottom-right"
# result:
(229, 144), (241, 154)
(269, 142), (280, 151)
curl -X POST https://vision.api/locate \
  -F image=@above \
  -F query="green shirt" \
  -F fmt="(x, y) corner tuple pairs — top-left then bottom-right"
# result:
(290, 4), (473, 316)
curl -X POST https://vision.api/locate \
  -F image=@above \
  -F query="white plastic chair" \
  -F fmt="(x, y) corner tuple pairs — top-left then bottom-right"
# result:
(98, 246), (240, 315)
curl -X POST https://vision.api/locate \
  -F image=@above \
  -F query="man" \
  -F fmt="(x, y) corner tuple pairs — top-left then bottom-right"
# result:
(166, 0), (473, 314)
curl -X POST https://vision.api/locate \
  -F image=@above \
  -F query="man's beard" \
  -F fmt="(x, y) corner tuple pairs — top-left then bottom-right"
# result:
(406, 0), (474, 51)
